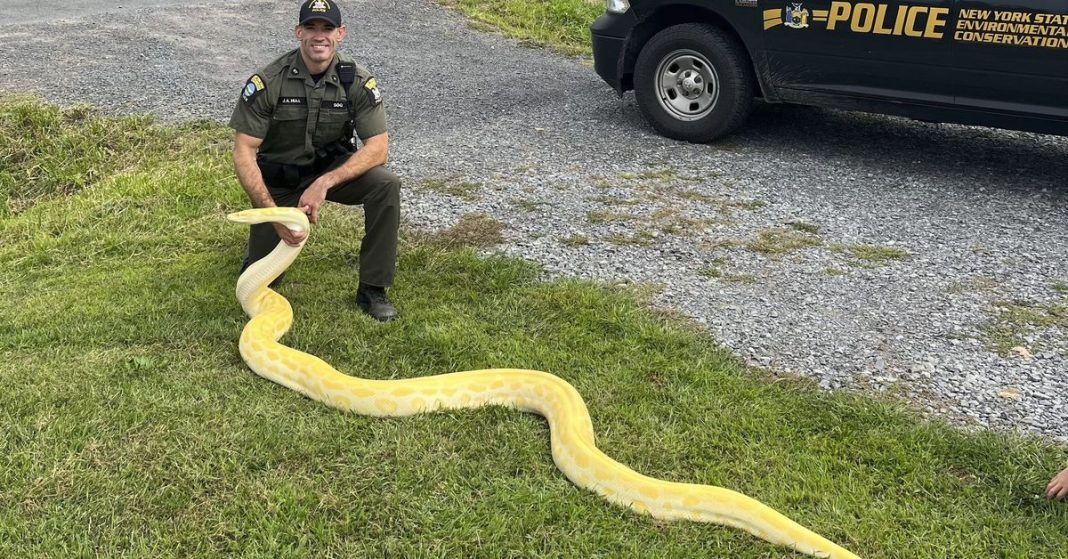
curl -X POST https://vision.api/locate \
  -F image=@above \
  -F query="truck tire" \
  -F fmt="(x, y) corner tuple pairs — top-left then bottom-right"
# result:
(634, 23), (754, 143)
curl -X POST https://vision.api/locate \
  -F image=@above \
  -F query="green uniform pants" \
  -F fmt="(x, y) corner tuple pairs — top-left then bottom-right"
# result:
(245, 164), (400, 287)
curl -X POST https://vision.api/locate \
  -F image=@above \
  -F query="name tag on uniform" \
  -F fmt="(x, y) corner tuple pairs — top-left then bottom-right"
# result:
(321, 100), (350, 110)
(279, 97), (307, 106)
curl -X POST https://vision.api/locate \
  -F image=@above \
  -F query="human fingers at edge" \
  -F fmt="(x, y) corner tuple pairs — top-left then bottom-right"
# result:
(1048, 469), (1068, 496)
(298, 182), (327, 224)
(299, 203), (319, 225)
(273, 222), (306, 246)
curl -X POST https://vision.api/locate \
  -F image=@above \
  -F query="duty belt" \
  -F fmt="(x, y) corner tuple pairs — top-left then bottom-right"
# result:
(258, 142), (353, 189)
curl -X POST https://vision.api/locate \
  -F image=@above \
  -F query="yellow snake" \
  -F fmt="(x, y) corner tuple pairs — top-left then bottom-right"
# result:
(227, 207), (860, 559)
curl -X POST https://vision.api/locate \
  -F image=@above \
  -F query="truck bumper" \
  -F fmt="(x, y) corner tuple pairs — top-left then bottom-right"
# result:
(591, 11), (637, 94)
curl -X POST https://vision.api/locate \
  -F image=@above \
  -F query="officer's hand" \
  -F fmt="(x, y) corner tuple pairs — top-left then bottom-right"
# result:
(273, 222), (307, 247)
(299, 183), (328, 225)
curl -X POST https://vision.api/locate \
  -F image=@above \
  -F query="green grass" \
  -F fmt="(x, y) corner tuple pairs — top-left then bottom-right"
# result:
(0, 98), (226, 216)
(833, 243), (912, 264)
(434, 213), (506, 247)
(650, 208), (710, 236)
(605, 230), (654, 246)
(441, 0), (603, 56)
(513, 198), (548, 212)
(788, 221), (821, 235)
(587, 209), (634, 224)
(586, 194), (640, 206)
(982, 298), (1068, 355)
(3, 97), (1068, 558)
(560, 234), (590, 246)
(747, 228), (822, 256)
(414, 177), (482, 201)
(621, 169), (677, 181)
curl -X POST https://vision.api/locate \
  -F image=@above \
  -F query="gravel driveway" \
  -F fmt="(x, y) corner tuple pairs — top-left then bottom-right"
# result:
(3, 0), (1066, 441)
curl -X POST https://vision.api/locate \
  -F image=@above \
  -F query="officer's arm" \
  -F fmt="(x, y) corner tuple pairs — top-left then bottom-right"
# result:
(233, 132), (306, 245)
(315, 132), (389, 190)
(233, 132), (275, 208)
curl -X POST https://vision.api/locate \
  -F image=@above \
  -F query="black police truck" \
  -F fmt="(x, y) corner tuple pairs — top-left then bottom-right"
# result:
(591, 0), (1068, 142)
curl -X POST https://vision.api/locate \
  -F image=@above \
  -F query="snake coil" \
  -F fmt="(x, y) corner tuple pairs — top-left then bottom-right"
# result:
(227, 207), (859, 558)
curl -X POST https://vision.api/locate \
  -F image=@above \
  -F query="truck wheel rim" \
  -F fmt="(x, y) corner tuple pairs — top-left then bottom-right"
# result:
(655, 49), (719, 122)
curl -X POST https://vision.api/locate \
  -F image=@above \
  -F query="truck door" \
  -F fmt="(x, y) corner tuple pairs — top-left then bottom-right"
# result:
(950, 0), (1068, 121)
(761, 0), (958, 104)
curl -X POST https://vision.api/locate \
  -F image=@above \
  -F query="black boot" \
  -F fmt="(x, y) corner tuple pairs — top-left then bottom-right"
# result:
(356, 283), (397, 322)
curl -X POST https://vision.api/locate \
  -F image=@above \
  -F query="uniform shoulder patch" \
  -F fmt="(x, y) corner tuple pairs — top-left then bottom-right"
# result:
(242, 74), (266, 103)
(364, 77), (382, 106)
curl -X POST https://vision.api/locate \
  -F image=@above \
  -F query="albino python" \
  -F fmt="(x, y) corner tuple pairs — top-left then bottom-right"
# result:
(227, 207), (860, 559)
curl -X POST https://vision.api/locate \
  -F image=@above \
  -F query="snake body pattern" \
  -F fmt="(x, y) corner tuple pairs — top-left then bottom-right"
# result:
(227, 207), (860, 559)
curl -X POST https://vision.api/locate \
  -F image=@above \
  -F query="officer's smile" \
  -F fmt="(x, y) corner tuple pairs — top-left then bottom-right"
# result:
(295, 18), (345, 69)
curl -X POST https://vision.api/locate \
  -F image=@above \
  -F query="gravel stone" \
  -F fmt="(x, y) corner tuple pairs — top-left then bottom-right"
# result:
(2, 0), (1065, 442)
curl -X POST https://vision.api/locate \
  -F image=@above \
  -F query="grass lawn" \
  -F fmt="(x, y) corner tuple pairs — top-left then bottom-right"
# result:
(441, 0), (604, 56)
(2, 97), (1067, 558)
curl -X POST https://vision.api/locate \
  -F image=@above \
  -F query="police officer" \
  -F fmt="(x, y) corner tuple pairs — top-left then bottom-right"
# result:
(230, 0), (400, 321)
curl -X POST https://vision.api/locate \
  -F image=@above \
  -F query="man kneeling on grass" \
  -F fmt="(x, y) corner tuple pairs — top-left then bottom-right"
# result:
(230, 0), (400, 322)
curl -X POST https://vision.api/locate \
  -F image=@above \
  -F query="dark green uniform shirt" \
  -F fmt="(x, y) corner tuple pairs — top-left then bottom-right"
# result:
(229, 49), (387, 166)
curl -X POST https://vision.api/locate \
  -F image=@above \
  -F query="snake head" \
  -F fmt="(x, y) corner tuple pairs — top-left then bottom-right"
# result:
(227, 207), (310, 233)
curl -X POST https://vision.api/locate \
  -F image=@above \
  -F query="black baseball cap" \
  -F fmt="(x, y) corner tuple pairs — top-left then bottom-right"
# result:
(299, 0), (342, 26)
